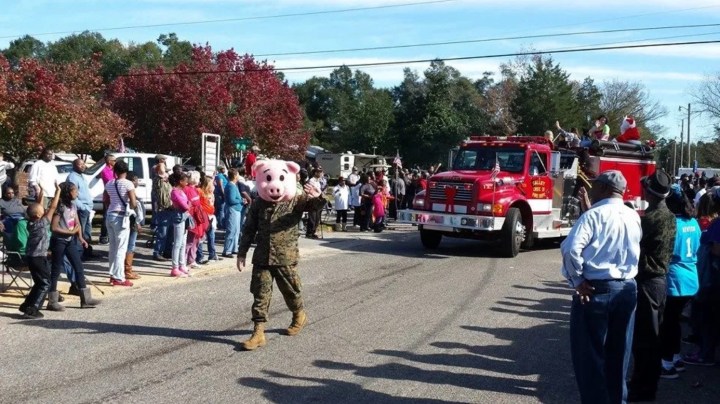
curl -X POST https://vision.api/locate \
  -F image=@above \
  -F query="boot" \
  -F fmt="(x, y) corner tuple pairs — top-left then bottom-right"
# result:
(79, 288), (100, 308)
(341, 223), (347, 232)
(124, 252), (140, 280)
(46, 291), (65, 312)
(241, 323), (267, 351)
(68, 283), (81, 296)
(286, 310), (307, 336)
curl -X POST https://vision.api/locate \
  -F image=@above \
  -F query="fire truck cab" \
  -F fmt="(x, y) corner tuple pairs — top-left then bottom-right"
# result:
(398, 136), (656, 257)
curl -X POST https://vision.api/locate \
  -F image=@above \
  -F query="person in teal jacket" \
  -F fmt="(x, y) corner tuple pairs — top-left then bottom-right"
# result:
(659, 185), (701, 378)
(222, 169), (243, 257)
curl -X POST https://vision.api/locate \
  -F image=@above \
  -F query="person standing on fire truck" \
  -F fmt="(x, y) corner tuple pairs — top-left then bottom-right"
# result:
(628, 169), (676, 402)
(561, 170), (641, 404)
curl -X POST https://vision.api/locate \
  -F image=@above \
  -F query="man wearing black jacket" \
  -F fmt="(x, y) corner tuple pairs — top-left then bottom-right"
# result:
(628, 170), (676, 402)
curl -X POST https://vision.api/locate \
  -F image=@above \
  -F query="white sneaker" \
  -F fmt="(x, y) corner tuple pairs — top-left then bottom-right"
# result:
(190, 262), (200, 269)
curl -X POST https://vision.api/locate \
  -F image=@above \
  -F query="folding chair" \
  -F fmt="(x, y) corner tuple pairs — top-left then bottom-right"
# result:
(1, 236), (32, 296)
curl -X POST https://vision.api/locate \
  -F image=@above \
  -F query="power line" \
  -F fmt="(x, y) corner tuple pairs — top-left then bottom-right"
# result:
(254, 22), (720, 57)
(271, 31), (720, 77)
(114, 39), (720, 77)
(552, 30), (720, 53)
(0, 0), (455, 40)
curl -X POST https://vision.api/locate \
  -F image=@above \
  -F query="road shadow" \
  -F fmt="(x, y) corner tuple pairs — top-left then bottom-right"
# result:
(238, 369), (456, 403)
(237, 281), (574, 403)
(315, 231), (543, 260)
(11, 318), (249, 349)
(512, 280), (570, 296)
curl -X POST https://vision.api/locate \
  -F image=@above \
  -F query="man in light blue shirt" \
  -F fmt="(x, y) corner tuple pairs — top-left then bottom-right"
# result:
(560, 170), (642, 404)
(67, 158), (94, 259)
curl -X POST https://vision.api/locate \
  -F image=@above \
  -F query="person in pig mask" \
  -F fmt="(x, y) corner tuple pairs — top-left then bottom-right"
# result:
(236, 159), (326, 351)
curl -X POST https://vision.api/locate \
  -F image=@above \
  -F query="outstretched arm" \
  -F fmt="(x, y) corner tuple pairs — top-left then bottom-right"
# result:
(43, 185), (61, 221)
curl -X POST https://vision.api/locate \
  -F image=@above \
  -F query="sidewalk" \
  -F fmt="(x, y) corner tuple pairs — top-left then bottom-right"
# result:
(0, 221), (416, 313)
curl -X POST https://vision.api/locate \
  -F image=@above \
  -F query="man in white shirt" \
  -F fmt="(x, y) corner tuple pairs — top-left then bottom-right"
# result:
(560, 170), (642, 404)
(693, 176), (716, 206)
(348, 167), (360, 187)
(28, 148), (59, 208)
(0, 153), (15, 189)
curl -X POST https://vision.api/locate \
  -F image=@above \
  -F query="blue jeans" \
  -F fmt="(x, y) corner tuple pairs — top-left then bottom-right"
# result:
(128, 228), (138, 253)
(24, 256), (51, 310)
(64, 257), (76, 284)
(215, 196), (226, 229)
(50, 237), (87, 290)
(197, 215), (217, 261)
(223, 207), (242, 255)
(153, 209), (171, 257)
(570, 279), (637, 404)
(172, 212), (187, 268)
(77, 208), (92, 243)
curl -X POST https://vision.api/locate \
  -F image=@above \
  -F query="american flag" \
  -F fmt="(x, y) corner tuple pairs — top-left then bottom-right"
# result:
(393, 152), (402, 169)
(491, 155), (500, 179)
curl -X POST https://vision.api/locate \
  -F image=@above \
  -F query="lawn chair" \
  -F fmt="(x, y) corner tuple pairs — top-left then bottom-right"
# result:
(1, 238), (31, 296)
(0, 217), (32, 296)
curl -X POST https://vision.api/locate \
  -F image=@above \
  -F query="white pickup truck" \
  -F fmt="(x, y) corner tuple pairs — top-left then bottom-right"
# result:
(84, 153), (180, 212)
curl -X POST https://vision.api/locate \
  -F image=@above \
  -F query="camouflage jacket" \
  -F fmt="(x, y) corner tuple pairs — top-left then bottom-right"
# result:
(238, 192), (326, 266)
(638, 200), (676, 279)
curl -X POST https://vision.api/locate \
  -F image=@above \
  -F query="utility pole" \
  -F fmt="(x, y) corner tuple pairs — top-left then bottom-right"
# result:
(673, 138), (677, 176)
(688, 103), (692, 168)
(680, 104), (692, 168)
(679, 119), (684, 169)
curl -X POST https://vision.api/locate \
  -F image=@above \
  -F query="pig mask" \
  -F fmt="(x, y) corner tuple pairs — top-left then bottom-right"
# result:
(252, 160), (301, 202)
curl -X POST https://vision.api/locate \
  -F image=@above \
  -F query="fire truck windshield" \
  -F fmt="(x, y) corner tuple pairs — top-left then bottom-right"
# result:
(453, 148), (526, 173)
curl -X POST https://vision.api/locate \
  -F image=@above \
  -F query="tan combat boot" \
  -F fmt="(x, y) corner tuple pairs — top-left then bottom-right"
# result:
(241, 323), (267, 351)
(286, 310), (308, 336)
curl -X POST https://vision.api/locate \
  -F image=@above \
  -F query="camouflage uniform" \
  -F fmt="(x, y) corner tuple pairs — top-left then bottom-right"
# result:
(238, 191), (326, 323)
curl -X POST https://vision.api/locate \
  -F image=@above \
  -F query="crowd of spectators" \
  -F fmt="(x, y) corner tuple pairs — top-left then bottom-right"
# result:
(561, 168), (720, 403)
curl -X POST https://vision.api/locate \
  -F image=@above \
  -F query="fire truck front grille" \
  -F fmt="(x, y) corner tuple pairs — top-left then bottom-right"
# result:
(429, 182), (474, 202)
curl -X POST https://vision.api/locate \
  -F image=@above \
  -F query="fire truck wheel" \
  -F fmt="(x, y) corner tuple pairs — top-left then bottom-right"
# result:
(420, 229), (442, 249)
(500, 207), (525, 258)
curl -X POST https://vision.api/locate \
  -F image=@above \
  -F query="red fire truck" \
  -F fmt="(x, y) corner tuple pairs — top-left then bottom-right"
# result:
(398, 136), (656, 257)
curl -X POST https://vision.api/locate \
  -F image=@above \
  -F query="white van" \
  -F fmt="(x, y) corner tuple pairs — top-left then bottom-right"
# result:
(83, 153), (179, 212)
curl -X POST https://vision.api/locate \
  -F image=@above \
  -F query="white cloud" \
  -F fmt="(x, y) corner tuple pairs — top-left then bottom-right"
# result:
(567, 66), (704, 82)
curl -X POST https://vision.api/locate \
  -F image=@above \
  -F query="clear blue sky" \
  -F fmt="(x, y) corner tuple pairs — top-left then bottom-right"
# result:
(2, 0), (719, 142)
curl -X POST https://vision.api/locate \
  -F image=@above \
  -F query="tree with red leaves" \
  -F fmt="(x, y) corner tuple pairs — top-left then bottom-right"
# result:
(107, 46), (308, 161)
(0, 54), (126, 165)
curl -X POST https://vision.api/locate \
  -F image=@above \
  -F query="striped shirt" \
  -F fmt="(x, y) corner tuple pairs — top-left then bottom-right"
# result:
(106, 179), (135, 213)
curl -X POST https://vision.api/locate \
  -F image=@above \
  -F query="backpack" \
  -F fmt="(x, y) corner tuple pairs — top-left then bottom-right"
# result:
(154, 179), (172, 210)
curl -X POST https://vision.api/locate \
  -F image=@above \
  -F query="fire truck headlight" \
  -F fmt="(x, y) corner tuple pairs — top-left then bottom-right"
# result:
(413, 197), (425, 209)
(477, 203), (493, 212)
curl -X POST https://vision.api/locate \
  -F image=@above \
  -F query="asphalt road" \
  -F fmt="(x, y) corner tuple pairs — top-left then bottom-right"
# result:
(1, 231), (718, 403)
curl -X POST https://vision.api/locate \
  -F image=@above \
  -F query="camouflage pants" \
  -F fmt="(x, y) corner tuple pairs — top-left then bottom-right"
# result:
(250, 265), (304, 323)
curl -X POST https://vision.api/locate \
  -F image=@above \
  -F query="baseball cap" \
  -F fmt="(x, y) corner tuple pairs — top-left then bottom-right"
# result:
(594, 170), (627, 194)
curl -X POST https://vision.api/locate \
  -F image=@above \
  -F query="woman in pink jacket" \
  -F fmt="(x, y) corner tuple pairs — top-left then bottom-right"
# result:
(169, 172), (192, 277)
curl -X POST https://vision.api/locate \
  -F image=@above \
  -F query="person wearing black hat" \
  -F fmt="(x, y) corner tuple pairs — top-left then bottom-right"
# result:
(628, 169), (677, 402)
(561, 170), (642, 404)
(679, 173), (696, 202)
